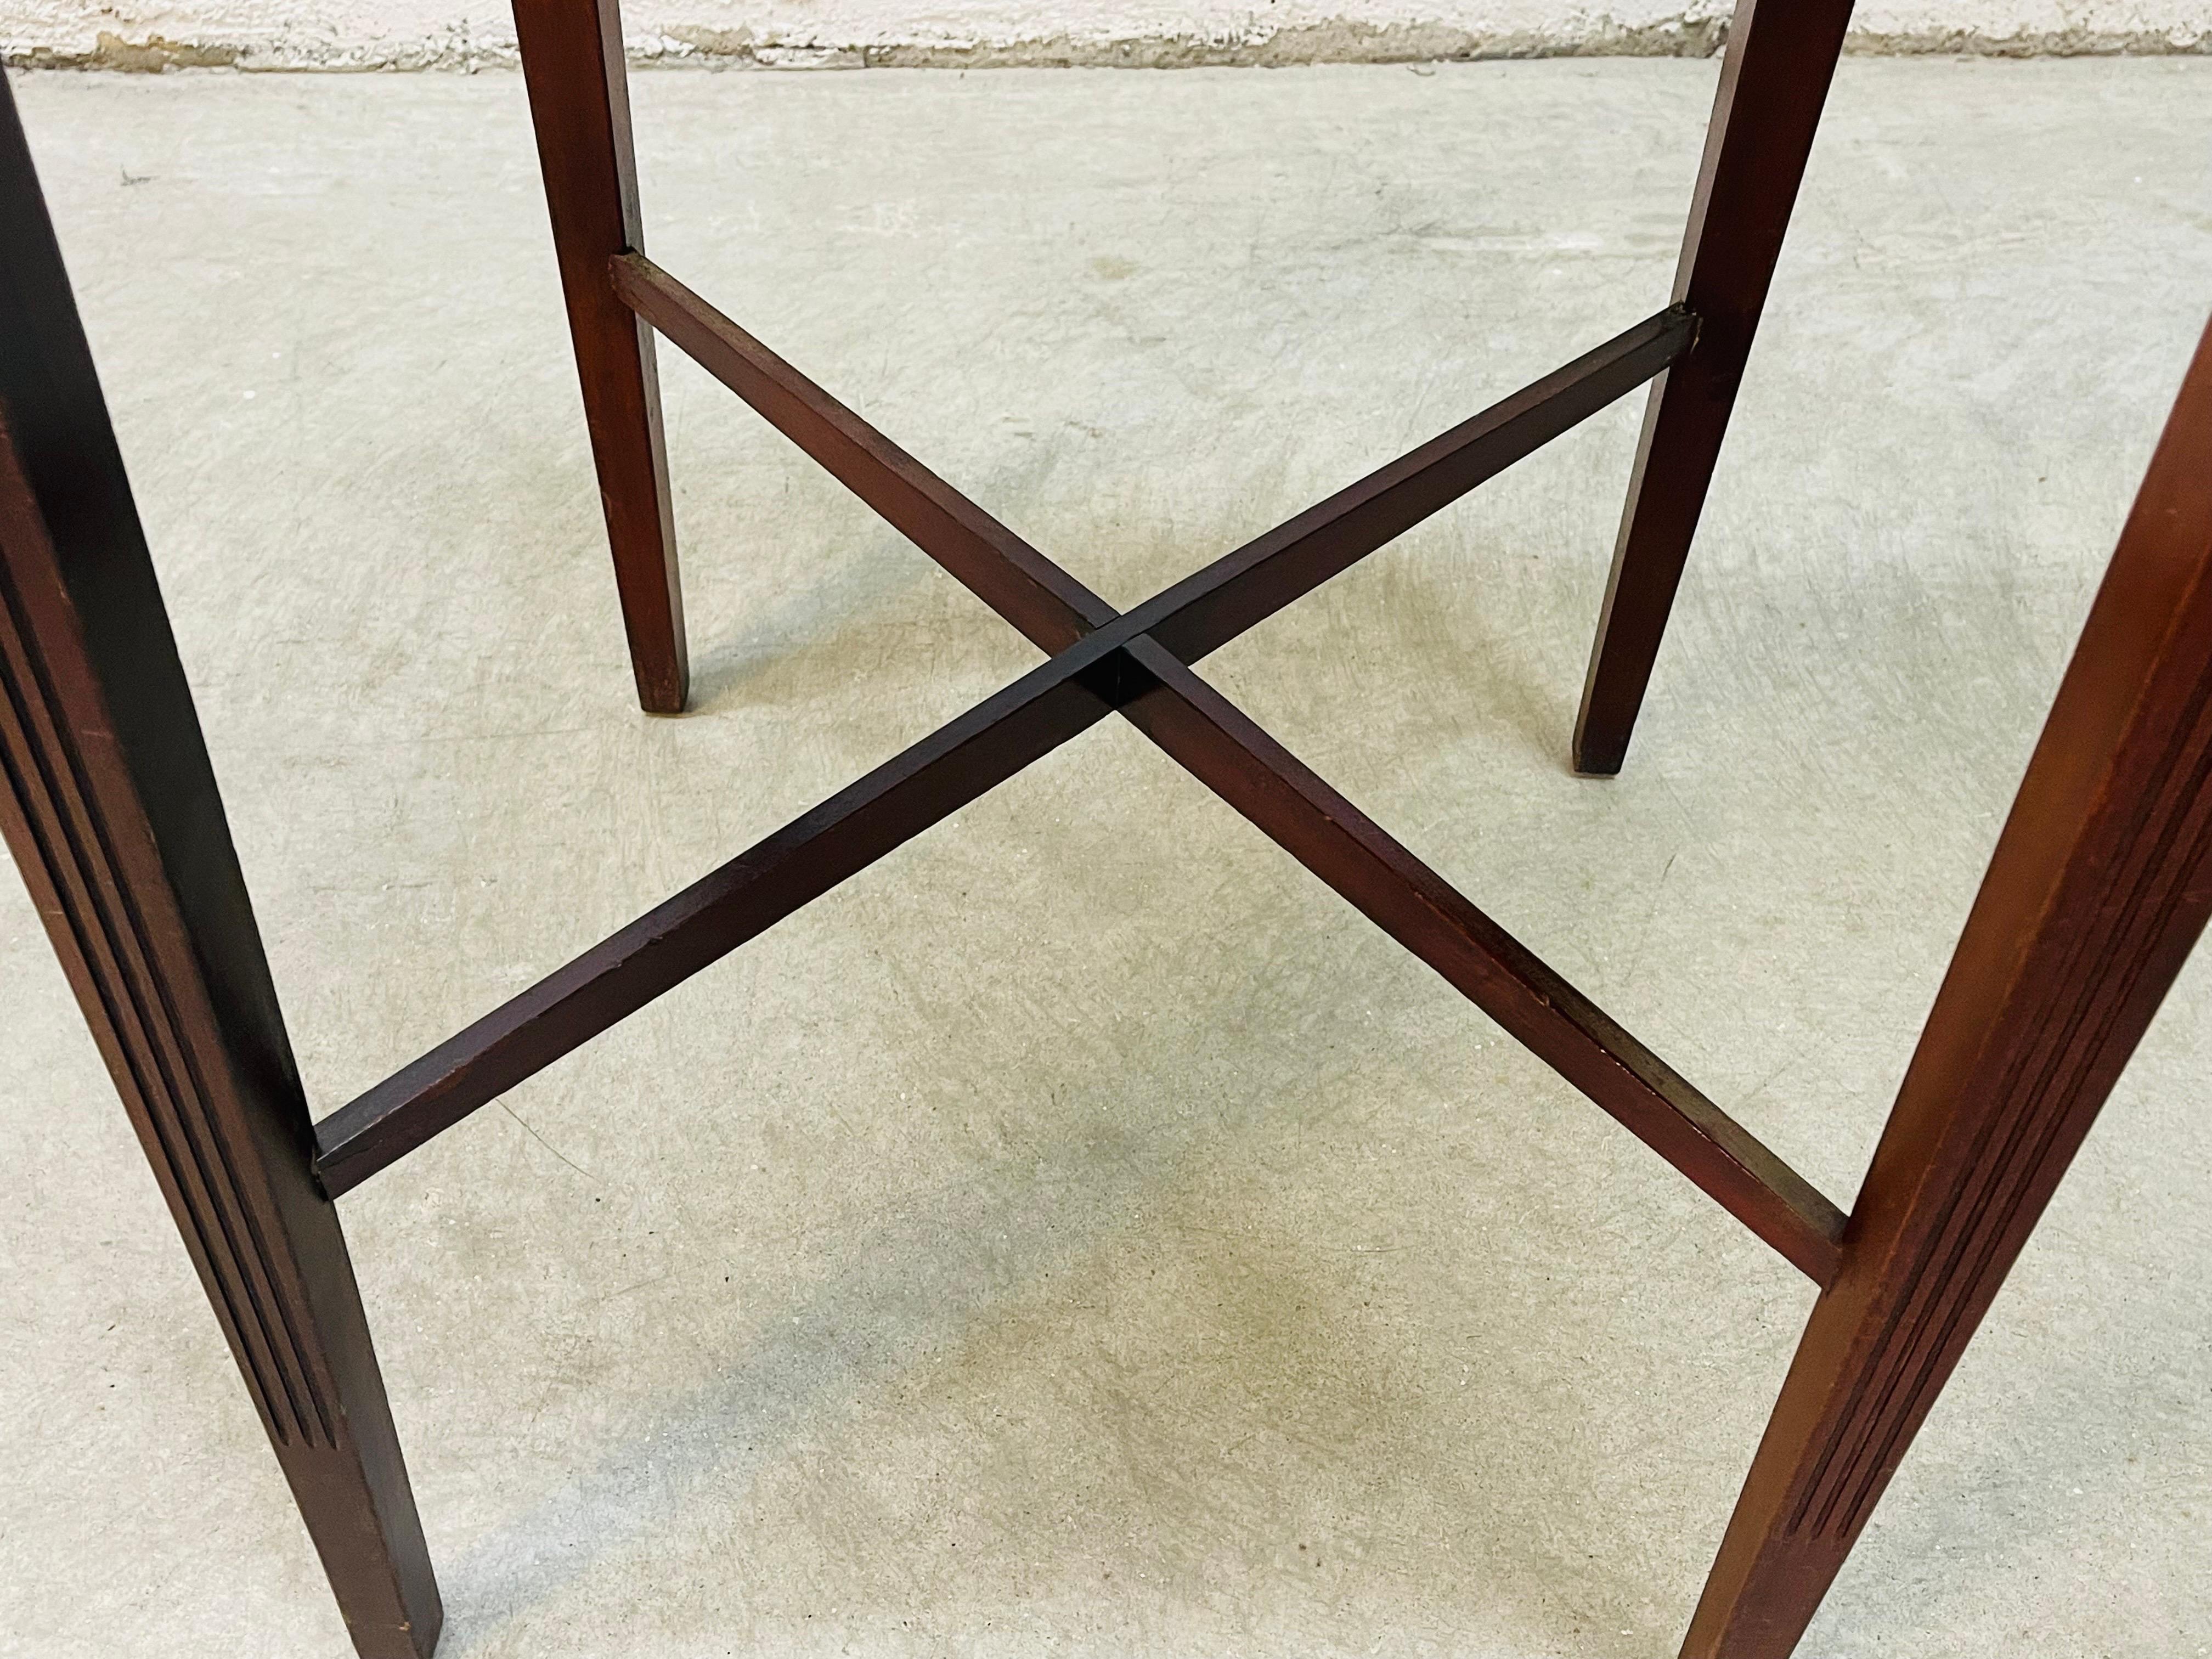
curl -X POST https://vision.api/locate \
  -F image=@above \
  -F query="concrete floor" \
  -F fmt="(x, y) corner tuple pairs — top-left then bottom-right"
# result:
(3, 57), (2208, 1659)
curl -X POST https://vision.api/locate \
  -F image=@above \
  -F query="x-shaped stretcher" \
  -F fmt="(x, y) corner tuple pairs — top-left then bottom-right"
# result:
(312, 272), (1847, 1288)
(8, 18), (2210, 1656)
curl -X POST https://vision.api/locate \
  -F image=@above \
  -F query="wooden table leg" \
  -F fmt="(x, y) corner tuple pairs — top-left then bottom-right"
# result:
(514, 0), (689, 713)
(0, 82), (441, 1659)
(1572, 0), (1855, 776)
(1680, 317), (2212, 1658)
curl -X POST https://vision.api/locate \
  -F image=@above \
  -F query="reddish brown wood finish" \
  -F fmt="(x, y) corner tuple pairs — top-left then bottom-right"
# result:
(313, 634), (1135, 1197)
(611, 255), (1697, 668)
(321, 267), (1849, 1278)
(1680, 318), (2212, 1657)
(514, 0), (688, 712)
(1573, 0), (1857, 775)
(607, 253), (1110, 654)
(1116, 639), (1846, 1283)
(318, 284), (1843, 1284)
(317, 292), (1852, 1284)
(0, 81), (439, 1659)
(9, 7), (2201, 1652)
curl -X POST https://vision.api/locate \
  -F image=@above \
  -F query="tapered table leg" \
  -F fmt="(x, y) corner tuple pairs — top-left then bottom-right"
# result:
(0, 82), (441, 1658)
(1680, 318), (2212, 1657)
(514, 0), (689, 713)
(1572, 0), (1855, 775)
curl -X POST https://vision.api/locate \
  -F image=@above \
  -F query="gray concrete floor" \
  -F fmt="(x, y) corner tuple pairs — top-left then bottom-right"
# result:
(3, 57), (2208, 1659)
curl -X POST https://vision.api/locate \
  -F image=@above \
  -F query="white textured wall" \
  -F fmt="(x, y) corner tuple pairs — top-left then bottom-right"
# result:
(5, 0), (2207, 67)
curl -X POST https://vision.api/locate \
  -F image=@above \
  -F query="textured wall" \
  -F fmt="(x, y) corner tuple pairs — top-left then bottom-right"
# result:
(4, 0), (2208, 67)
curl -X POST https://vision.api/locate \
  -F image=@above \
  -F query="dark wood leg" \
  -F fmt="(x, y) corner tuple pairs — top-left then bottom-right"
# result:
(514, 0), (689, 713)
(0, 83), (441, 1658)
(1680, 317), (2212, 1658)
(1571, 0), (1854, 775)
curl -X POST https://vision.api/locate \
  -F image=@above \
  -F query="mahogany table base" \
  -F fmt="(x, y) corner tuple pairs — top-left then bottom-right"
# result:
(5, 20), (2210, 1658)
